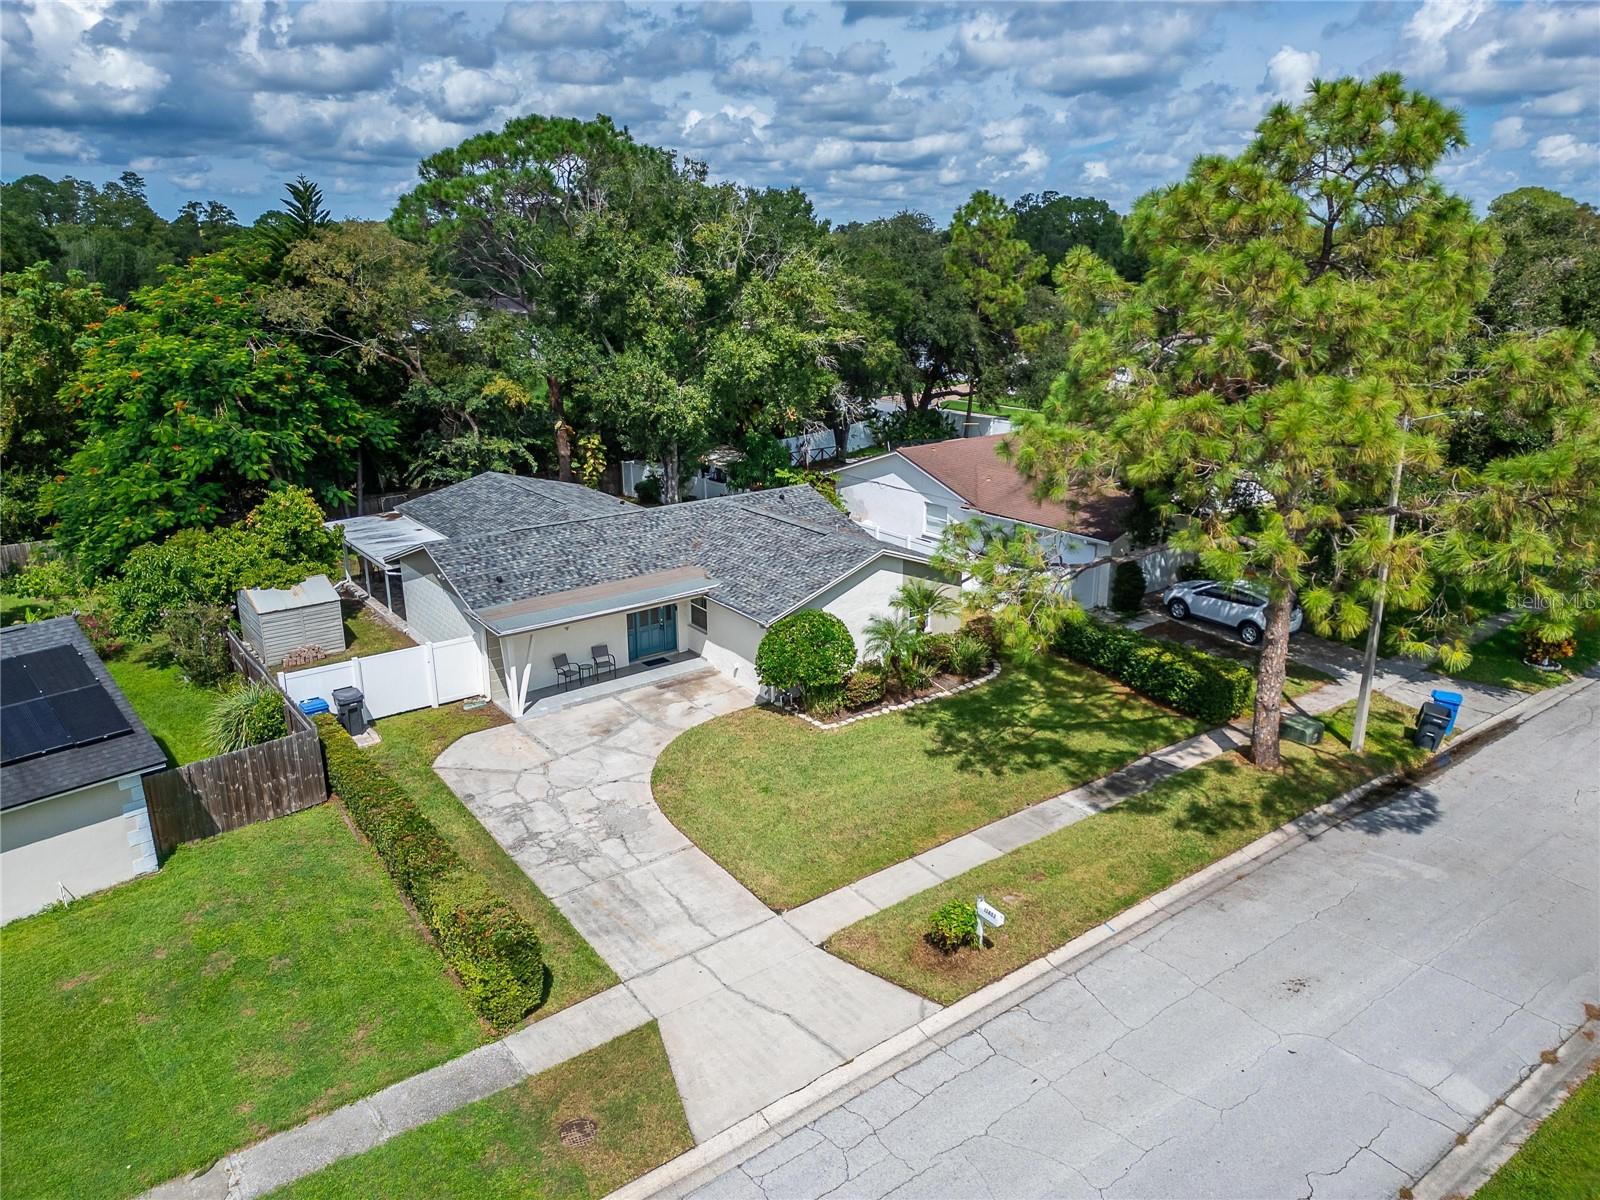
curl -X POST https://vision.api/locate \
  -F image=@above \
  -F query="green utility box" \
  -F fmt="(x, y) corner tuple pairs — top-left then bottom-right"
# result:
(1280, 714), (1325, 746)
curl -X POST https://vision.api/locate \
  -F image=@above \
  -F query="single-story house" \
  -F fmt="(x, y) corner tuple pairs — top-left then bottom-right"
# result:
(1, 617), (167, 923)
(333, 473), (950, 716)
(832, 434), (1142, 609)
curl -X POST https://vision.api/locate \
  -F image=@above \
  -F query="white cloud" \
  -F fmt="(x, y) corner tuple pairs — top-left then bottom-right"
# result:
(1083, 160), (1111, 182)
(1532, 133), (1598, 172)
(1490, 116), (1527, 150)
(1265, 45), (1320, 101)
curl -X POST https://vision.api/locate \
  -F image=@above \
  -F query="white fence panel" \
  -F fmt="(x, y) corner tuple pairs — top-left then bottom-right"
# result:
(1139, 548), (1192, 591)
(279, 637), (483, 721)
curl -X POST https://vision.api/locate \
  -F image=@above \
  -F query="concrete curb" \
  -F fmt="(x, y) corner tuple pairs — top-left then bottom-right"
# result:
(608, 672), (1596, 1200)
(1407, 1017), (1600, 1200)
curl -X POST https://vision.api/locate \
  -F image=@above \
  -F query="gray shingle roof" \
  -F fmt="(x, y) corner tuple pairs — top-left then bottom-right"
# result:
(1, 617), (168, 810)
(427, 484), (889, 626)
(398, 473), (630, 539)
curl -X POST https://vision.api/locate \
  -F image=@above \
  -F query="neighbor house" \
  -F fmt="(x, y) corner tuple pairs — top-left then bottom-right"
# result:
(334, 473), (949, 716)
(833, 434), (1177, 609)
(1, 617), (167, 923)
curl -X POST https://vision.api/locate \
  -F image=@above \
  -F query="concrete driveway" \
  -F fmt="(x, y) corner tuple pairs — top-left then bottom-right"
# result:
(688, 682), (1599, 1199)
(436, 668), (936, 1142)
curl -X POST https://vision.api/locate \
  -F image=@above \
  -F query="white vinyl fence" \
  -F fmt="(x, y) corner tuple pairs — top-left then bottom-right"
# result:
(278, 637), (485, 720)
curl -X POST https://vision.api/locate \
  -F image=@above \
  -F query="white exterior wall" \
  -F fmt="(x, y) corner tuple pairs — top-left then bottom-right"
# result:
(687, 600), (764, 686)
(399, 557), (474, 643)
(1, 775), (157, 923)
(809, 557), (956, 660)
(834, 456), (965, 554)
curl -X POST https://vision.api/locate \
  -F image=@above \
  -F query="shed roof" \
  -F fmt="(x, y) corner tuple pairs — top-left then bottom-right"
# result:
(898, 435), (1134, 542)
(0, 618), (168, 811)
(240, 573), (340, 614)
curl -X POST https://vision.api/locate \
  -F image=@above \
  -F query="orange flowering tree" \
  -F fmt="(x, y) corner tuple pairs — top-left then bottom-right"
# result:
(51, 248), (389, 574)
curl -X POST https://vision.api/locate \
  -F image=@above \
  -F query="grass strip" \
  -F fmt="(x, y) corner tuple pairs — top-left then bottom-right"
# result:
(270, 1023), (693, 1200)
(1473, 1063), (1600, 1200)
(828, 696), (1425, 1005)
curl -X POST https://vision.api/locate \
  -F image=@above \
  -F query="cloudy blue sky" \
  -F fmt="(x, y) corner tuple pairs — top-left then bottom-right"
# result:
(2, 0), (1596, 226)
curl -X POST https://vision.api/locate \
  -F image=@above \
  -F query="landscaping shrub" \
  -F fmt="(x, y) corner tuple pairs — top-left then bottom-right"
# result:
(927, 898), (979, 954)
(1111, 561), (1148, 614)
(75, 606), (124, 659)
(207, 680), (287, 752)
(922, 631), (955, 674)
(317, 716), (545, 1026)
(634, 475), (662, 506)
(755, 610), (856, 696)
(949, 633), (991, 678)
(1054, 613), (1253, 725)
(165, 602), (234, 687)
(806, 684), (846, 720)
(871, 407), (955, 446)
(1522, 625), (1576, 664)
(961, 613), (1000, 654)
(843, 667), (886, 710)
(5, 557), (79, 599)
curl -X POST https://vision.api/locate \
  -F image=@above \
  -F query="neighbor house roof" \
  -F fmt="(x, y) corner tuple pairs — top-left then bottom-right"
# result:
(398, 473), (629, 539)
(427, 484), (892, 628)
(898, 435), (1134, 542)
(0, 617), (167, 811)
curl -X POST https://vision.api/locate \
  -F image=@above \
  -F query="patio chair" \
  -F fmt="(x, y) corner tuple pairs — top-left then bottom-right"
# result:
(590, 644), (618, 681)
(552, 653), (589, 691)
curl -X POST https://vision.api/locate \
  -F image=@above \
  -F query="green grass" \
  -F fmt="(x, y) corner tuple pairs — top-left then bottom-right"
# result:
(1444, 616), (1600, 693)
(0, 594), (61, 625)
(270, 1023), (693, 1200)
(653, 656), (1204, 910)
(105, 641), (220, 766)
(1474, 1064), (1600, 1200)
(315, 600), (416, 666)
(0, 805), (485, 1200)
(828, 695), (1426, 1004)
(365, 704), (618, 1018)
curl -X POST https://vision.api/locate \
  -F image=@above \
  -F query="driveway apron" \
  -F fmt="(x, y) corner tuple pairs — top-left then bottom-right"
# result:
(435, 669), (937, 1142)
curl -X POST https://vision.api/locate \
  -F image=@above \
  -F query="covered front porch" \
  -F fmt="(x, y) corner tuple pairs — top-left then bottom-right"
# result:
(485, 566), (717, 717)
(517, 650), (706, 717)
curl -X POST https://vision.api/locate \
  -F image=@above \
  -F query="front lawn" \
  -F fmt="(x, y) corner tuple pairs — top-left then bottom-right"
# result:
(0, 805), (484, 1200)
(653, 656), (1203, 910)
(270, 1023), (693, 1200)
(1445, 616), (1600, 693)
(1474, 1064), (1600, 1200)
(828, 696), (1426, 1004)
(105, 640), (219, 766)
(366, 704), (618, 1016)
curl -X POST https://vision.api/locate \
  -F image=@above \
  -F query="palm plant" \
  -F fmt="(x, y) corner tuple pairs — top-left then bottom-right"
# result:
(864, 612), (929, 695)
(890, 579), (958, 632)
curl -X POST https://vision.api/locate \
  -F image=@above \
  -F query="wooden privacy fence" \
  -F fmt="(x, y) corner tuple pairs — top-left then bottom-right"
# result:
(0, 540), (51, 573)
(141, 633), (327, 857)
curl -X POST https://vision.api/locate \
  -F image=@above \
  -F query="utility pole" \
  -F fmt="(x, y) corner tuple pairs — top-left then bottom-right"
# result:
(1349, 419), (1408, 753)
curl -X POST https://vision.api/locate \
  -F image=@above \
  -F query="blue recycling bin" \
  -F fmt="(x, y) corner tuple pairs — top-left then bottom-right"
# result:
(298, 696), (331, 717)
(1430, 689), (1463, 736)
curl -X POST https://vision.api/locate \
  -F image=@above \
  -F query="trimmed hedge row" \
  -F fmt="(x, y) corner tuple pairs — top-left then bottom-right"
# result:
(1054, 616), (1253, 726)
(316, 716), (544, 1027)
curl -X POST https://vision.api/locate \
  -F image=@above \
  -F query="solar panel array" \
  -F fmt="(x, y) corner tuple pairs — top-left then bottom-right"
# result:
(0, 645), (133, 766)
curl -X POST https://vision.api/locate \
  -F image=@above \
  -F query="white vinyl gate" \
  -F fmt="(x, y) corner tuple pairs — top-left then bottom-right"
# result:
(278, 637), (485, 720)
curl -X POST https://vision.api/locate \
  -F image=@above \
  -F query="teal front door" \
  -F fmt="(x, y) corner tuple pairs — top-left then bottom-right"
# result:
(627, 605), (678, 661)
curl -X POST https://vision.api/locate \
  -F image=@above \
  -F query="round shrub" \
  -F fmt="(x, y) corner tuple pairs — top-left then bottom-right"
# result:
(755, 609), (856, 694)
(1111, 560), (1148, 614)
(207, 680), (288, 752)
(927, 898), (979, 954)
(961, 613), (999, 654)
(843, 667), (886, 710)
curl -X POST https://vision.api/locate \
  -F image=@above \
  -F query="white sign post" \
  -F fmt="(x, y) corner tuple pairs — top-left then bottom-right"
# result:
(975, 895), (1005, 947)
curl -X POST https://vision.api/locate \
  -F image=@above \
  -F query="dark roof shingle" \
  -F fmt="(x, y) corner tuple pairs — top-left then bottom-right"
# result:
(898, 435), (1134, 542)
(398, 473), (629, 539)
(1, 618), (168, 810)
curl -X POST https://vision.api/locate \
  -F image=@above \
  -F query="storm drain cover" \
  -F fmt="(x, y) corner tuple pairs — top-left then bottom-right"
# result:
(558, 1117), (598, 1148)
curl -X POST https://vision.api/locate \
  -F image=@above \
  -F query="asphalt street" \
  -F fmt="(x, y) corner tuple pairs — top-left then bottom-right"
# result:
(688, 682), (1600, 1200)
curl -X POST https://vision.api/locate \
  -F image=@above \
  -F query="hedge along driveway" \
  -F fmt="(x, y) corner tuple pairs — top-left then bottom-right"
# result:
(652, 656), (1203, 910)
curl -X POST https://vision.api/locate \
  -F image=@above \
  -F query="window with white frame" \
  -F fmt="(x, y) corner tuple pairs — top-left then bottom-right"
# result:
(924, 502), (950, 537)
(690, 595), (708, 632)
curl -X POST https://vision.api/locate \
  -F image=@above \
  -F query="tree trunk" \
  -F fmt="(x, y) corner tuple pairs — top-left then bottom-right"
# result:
(549, 376), (572, 481)
(1248, 594), (1295, 769)
(829, 408), (852, 463)
(916, 377), (936, 412)
(663, 440), (680, 504)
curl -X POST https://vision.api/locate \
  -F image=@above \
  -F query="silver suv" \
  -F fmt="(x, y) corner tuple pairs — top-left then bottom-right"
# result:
(1161, 579), (1304, 646)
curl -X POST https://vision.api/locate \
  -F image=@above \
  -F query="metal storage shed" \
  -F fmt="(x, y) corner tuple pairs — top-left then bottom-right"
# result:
(237, 574), (345, 665)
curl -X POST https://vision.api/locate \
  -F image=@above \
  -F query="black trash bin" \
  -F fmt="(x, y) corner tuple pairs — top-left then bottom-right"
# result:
(332, 686), (367, 737)
(1412, 700), (1450, 750)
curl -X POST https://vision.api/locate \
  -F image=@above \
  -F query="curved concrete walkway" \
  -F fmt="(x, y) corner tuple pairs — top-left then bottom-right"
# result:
(435, 669), (938, 1142)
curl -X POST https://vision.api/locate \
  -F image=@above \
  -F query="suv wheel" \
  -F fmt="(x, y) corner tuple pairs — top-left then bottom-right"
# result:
(1238, 621), (1262, 646)
(1167, 599), (1189, 620)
